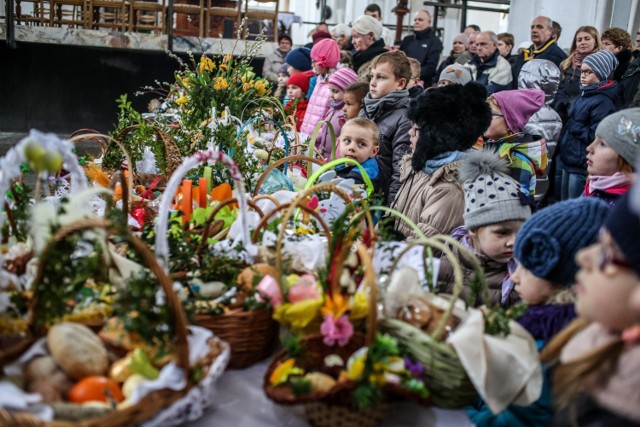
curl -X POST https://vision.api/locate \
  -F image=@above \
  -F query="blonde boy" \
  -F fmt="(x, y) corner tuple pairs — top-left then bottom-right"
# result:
(360, 50), (412, 204)
(336, 118), (380, 192)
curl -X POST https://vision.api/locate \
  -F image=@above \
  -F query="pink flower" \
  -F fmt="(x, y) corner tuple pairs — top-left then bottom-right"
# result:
(288, 275), (320, 303)
(320, 314), (354, 347)
(256, 275), (282, 307)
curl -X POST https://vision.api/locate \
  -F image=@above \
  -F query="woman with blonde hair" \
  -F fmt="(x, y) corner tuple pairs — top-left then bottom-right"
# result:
(350, 15), (388, 82)
(552, 26), (601, 123)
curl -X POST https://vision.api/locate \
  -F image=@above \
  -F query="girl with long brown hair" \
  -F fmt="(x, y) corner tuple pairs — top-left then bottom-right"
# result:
(541, 189), (640, 426)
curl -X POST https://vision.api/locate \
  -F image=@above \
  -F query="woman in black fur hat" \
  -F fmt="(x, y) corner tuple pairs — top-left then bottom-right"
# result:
(390, 82), (492, 239)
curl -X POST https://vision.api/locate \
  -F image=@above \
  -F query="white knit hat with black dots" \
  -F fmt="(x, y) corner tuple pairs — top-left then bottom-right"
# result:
(460, 151), (532, 229)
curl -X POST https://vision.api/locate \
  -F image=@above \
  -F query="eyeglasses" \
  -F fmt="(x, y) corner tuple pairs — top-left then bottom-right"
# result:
(597, 232), (632, 271)
(581, 69), (594, 76)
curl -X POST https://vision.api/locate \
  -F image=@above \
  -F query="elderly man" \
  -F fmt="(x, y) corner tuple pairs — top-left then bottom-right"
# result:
(400, 10), (443, 84)
(464, 31), (512, 94)
(511, 16), (567, 87)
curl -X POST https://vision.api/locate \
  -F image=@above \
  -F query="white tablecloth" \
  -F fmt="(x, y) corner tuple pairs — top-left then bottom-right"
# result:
(186, 357), (474, 427)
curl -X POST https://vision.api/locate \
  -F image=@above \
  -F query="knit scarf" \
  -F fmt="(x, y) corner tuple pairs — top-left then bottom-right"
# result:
(572, 48), (598, 70)
(352, 38), (388, 72)
(363, 90), (409, 117)
(421, 150), (464, 174)
(585, 172), (633, 195)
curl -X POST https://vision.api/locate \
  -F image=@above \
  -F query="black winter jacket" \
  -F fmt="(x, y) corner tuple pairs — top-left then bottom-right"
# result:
(558, 80), (619, 172)
(400, 27), (443, 85)
(511, 39), (567, 89)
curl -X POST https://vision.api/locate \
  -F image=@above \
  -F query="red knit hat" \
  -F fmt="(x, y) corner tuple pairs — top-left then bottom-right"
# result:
(312, 30), (332, 44)
(287, 72), (311, 94)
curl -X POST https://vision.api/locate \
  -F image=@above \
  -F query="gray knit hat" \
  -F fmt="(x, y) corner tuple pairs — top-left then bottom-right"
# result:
(582, 50), (618, 81)
(595, 108), (640, 166)
(439, 63), (472, 86)
(460, 151), (532, 229)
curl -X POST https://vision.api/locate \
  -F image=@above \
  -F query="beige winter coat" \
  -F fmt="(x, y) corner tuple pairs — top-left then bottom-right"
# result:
(391, 156), (465, 240)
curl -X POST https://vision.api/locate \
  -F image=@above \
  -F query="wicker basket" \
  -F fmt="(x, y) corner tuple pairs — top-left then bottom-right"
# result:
(252, 154), (326, 196)
(377, 234), (489, 408)
(154, 148), (277, 369)
(0, 218), (230, 426)
(263, 245), (406, 427)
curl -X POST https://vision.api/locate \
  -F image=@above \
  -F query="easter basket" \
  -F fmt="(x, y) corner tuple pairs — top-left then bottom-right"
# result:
(263, 242), (431, 427)
(0, 217), (230, 426)
(376, 234), (487, 408)
(154, 148), (278, 369)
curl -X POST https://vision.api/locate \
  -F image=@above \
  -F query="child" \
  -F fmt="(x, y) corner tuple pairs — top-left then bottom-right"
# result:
(517, 59), (563, 201)
(583, 108), (639, 206)
(274, 63), (289, 106)
(284, 47), (312, 76)
(316, 67), (358, 160)
(483, 88), (547, 196)
(541, 190), (640, 426)
(437, 63), (472, 87)
(468, 197), (610, 427)
(360, 50), (413, 204)
(300, 38), (340, 139)
(438, 151), (532, 307)
(283, 72), (310, 132)
(406, 57), (424, 98)
(391, 82), (491, 239)
(335, 118), (381, 193)
(342, 82), (368, 121)
(558, 50), (620, 200)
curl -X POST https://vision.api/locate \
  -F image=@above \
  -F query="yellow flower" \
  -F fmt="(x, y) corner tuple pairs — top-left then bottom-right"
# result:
(242, 82), (252, 92)
(241, 71), (256, 82)
(175, 95), (188, 106)
(214, 77), (229, 91)
(269, 358), (303, 386)
(219, 64), (229, 72)
(222, 53), (232, 63)
(348, 291), (369, 320)
(254, 80), (267, 96)
(181, 77), (191, 88)
(199, 56), (215, 73)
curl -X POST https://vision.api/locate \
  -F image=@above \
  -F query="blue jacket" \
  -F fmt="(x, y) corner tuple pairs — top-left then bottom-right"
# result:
(335, 157), (381, 194)
(558, 80), (619, 173)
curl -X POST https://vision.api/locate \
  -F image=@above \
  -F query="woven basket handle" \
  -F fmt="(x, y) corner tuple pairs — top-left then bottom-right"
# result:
(356, 244), (378, 346)
(108, 170), (130, 219)
(155, 149), (249, 268)
(274, 183), (351, 283)
(26, 218), (191, 373)
(388, 236), (485, 341)
(68, 128), (109, 157)
(252, 155), (325, 197)
(115, 125), (182, 177)
(196, 198), (264, 253)
(0, 131), (88, 287)
(251, 202), (332, 244)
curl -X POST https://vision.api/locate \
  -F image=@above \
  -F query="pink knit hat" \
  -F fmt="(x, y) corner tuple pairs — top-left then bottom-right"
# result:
(327, 67), (358, 91)
(311, 38), (340, 69)
(490, 88), (545, 133)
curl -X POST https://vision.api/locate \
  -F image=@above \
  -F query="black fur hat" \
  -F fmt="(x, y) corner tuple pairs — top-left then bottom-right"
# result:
(408, 82), (492, 172)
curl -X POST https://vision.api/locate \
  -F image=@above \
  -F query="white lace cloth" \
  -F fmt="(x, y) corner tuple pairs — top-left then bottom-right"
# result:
(0, 326), (230, 426)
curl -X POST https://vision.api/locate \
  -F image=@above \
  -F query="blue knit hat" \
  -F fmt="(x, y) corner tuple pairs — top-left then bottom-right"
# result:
(605, 191), (640, 276)
(514, 198), (610, 286)
(583, 50), (618, 82)
(285, 47), (312, 72)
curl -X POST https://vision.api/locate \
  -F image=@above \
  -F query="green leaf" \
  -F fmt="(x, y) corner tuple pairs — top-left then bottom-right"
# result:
(191, 206), (215, 226)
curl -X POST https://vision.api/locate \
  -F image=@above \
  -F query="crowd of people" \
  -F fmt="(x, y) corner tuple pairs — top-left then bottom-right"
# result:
(259, 9), (640, 425)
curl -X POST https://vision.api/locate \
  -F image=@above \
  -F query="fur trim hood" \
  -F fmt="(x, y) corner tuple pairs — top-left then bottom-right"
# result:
(459, 150), (510, 183)
(408, 82), (492, 172)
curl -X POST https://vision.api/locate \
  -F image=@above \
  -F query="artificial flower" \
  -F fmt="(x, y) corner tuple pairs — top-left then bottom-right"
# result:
(321, 292), (349, 319)
(269, 358), (303, 386)
(274, 298), (323, 329)
(320, 314), (353, 346)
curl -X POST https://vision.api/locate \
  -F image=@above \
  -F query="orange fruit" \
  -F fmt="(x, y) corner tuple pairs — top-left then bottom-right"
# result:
(68, 376), (124, 403)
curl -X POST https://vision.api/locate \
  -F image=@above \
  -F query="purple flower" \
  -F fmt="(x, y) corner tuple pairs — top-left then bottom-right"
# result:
(404, 357), (425, 378)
